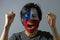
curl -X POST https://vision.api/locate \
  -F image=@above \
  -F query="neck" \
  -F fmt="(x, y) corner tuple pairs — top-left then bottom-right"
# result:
(25, 30), (38, 37)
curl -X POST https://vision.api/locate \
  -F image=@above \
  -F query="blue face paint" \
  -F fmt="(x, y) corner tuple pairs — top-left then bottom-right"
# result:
(22, 9), (31, 20)
(22, 8), (39, 20)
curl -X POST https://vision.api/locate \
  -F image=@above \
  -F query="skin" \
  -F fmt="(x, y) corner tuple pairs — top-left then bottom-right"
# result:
(0, 12), (60, 40)
(0, 12), (15, 40)
(46, 12), (60, 40)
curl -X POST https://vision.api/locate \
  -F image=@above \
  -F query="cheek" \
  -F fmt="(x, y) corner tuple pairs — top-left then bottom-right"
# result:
(34, 20), (40, 25)
(34, 20), (40, 28)
(22, 20), (40, 27)
(22, 20), (27, 26)
(22, 20), (40, 33)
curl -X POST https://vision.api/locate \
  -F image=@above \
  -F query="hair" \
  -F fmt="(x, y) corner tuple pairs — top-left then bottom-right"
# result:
(20, 3), (42, 20)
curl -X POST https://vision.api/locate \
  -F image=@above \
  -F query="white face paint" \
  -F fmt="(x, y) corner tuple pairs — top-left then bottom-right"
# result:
(30, 8), (39, 20)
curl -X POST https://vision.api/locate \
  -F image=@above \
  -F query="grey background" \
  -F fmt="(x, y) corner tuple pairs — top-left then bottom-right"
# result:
(0, 0), (60, 37)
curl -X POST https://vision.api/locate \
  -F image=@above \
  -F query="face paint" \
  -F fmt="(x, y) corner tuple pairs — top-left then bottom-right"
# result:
(22, 8), (40, 33)
(22, 8), (39, 20)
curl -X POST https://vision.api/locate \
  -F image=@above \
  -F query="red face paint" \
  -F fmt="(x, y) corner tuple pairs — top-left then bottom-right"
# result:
(22, 20), (40, 33)
(22, 8), (40, 33)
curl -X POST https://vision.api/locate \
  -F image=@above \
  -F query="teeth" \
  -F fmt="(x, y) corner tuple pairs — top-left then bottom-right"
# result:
(28, 27), (34, 29)
(28, 23), (33, 25)
(27, 23), (34, 29)
(27, 23), (34, 25)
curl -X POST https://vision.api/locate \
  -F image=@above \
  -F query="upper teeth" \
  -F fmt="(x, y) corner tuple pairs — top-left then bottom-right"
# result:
(27, 23), (33, 25)
(27, 23), (34, 29)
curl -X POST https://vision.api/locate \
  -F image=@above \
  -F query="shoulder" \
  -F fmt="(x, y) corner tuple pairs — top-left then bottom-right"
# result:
(37, 30), (53, 39)
(9, 31), (24, 40)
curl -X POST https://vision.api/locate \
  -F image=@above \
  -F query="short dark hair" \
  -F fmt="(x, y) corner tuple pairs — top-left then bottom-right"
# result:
(20, 3), (42, 20)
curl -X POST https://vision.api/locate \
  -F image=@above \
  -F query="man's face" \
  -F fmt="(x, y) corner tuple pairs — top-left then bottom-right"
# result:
(22, 8), (40, 33)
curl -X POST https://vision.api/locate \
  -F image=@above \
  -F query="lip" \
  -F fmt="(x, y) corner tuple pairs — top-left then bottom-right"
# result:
(27, 22), (35, 30)
(27, 22), (34, 27)
(28, 26), (34, 30)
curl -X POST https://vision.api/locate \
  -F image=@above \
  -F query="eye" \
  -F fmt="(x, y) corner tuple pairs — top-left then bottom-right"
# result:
(32, 14), (36, 18)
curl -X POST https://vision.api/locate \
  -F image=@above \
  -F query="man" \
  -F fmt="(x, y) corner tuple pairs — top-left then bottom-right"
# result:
(0, 3), (59, 40)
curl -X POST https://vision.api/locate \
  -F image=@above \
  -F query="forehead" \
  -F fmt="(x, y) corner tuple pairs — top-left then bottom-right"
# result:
(22, 8), (38, 14)
(22, 8), (39, 20)
(31, 8), (38, 14)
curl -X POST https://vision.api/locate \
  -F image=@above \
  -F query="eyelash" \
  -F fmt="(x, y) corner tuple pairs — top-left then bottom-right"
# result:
(32, 14), (37, 17)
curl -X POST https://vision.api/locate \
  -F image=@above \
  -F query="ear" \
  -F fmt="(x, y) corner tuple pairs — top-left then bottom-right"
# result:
(21, 18), (24, 25)
(39, 20), (41, 23)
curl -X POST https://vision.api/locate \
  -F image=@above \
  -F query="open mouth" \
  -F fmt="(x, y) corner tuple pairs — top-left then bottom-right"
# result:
(27, 23), (35, 29)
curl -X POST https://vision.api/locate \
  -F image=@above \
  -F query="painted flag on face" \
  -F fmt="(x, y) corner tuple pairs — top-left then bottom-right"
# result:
(22, 8), (39, 20)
